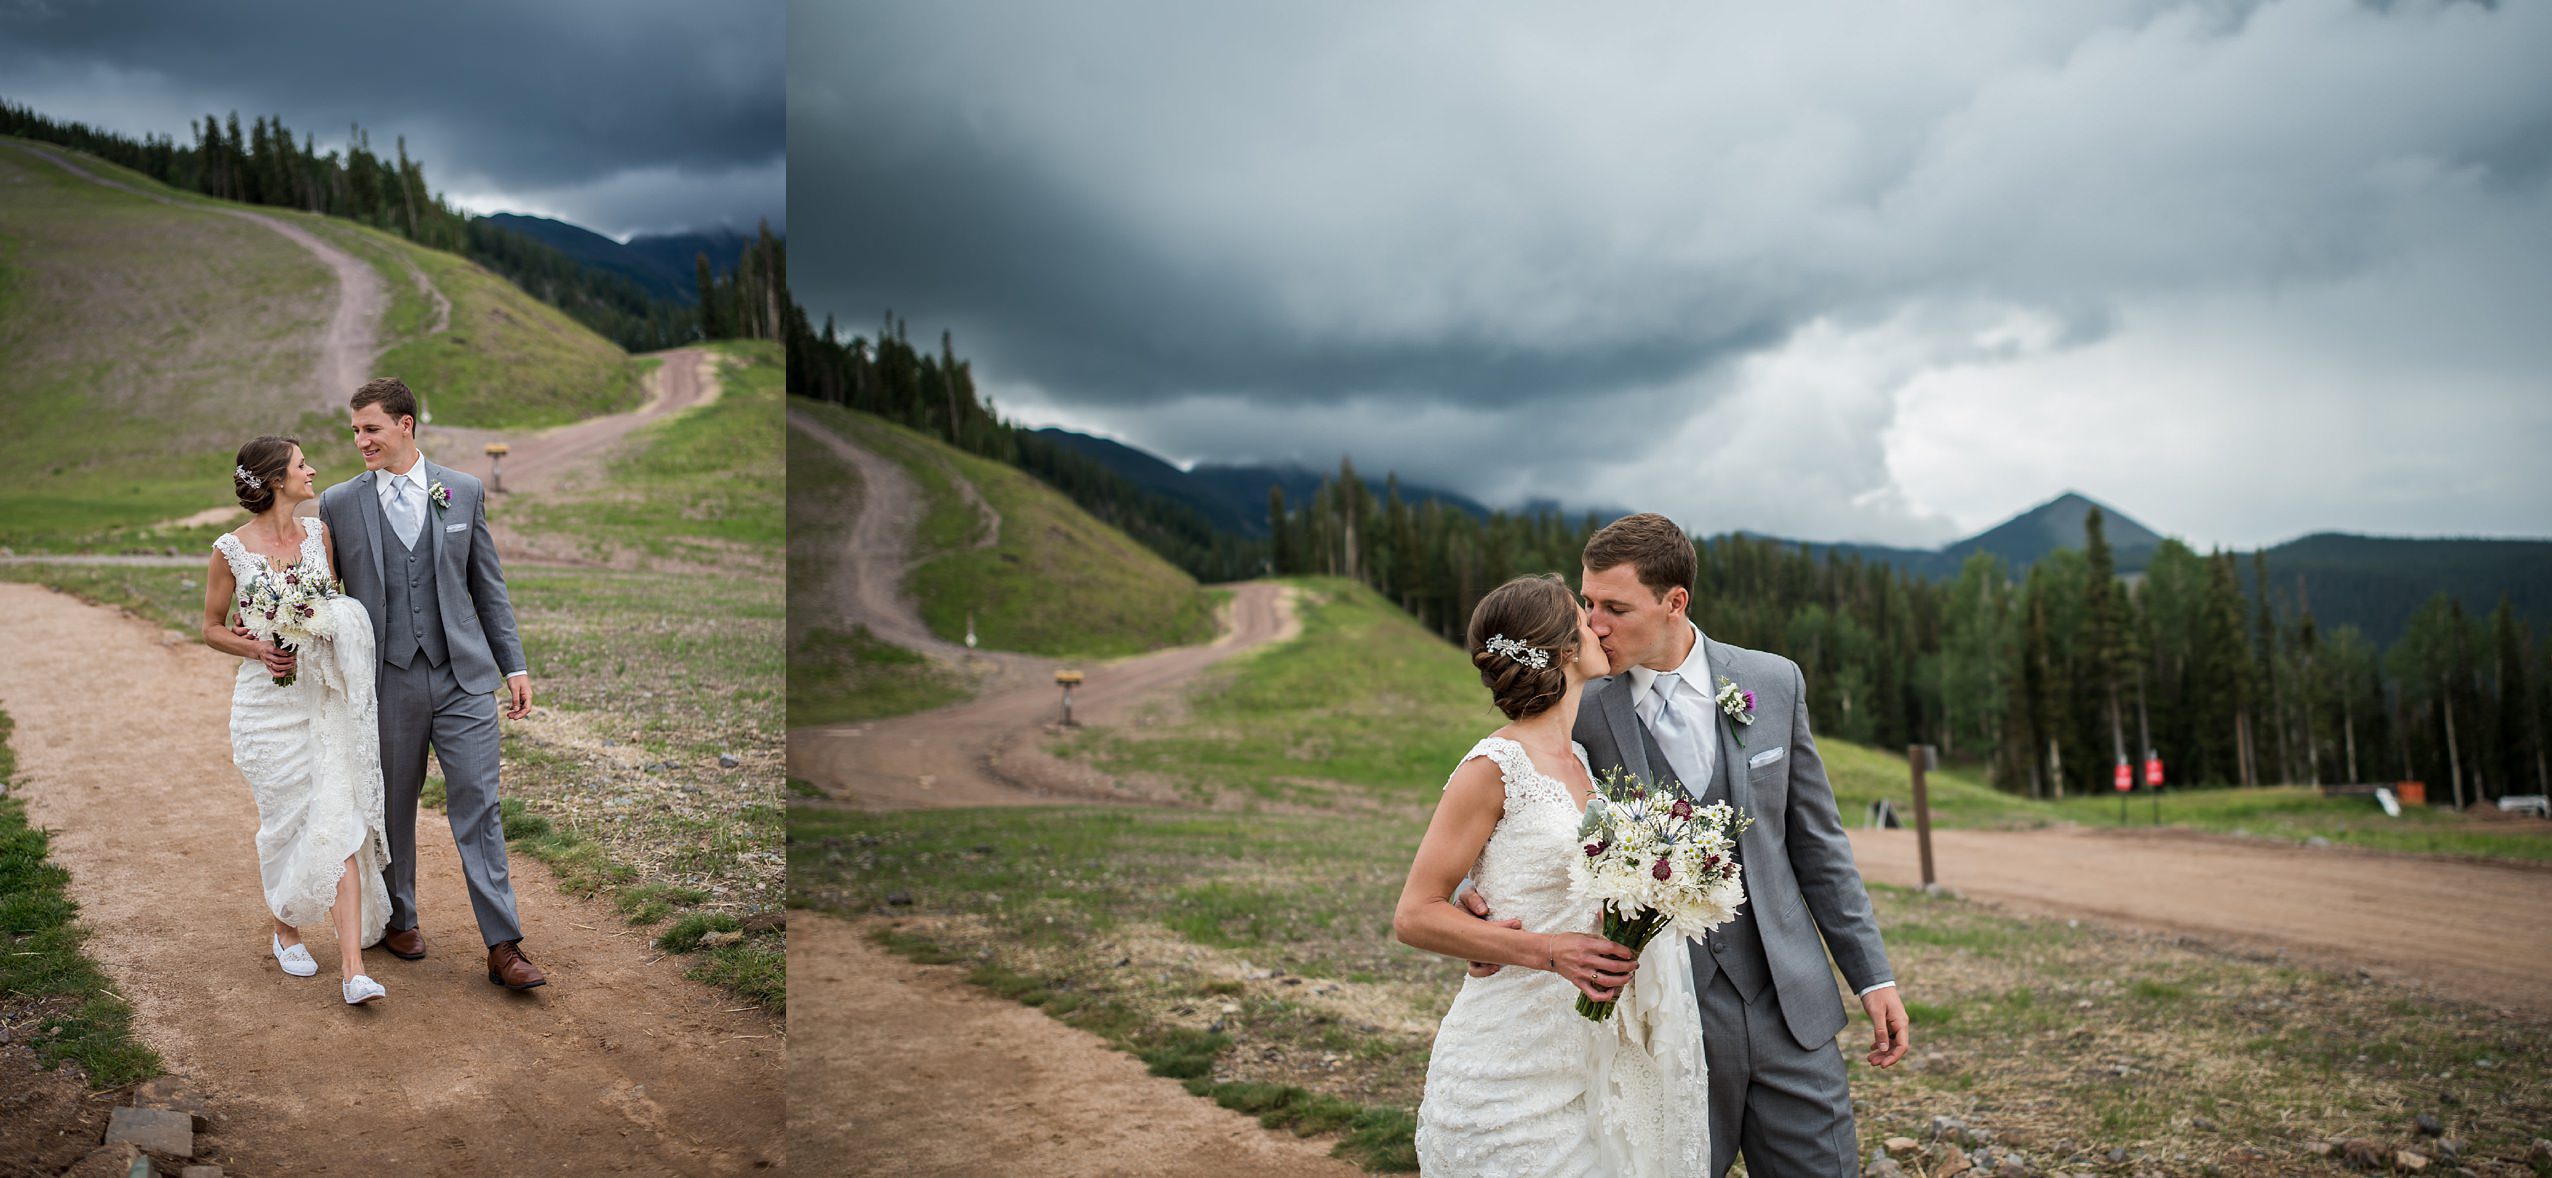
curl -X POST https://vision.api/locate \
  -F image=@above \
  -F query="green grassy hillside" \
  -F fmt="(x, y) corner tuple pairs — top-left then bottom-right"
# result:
(0, 137), (638, 551)
(307, 217), (639, 431)
(0, 139), (339, 547)
(789, 400), (1217, 661)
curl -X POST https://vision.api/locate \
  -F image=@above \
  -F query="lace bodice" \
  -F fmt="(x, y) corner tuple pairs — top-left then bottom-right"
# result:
(214, 517), (328, 589)
(1459, 737), (1600, 944)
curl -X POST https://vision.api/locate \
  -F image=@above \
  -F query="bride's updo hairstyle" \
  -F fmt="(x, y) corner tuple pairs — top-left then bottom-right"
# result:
(233, 435), (298, 514)
(1466, 573), (1581, 721)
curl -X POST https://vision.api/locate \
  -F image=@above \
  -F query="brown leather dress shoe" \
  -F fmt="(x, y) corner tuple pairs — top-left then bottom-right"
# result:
(382, 926), (426, 960)
(488, 940), (548, 990)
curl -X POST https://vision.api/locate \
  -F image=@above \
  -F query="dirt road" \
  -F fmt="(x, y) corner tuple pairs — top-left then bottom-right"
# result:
(790, 914), (1361, 1177)
(786, 410), (1302, 808)
(791, 579), (1298, 809)
(1849, 825), (2552, 1014)
(0, 582), (782, 1174)
(7, 142), (384, 418)
(788, 408), (1009, 664)
(436, 347), (721, 498)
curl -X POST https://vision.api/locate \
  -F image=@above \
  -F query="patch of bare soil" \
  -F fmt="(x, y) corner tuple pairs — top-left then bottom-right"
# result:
(789, 913), (1363, 1178)
(1849, 824), (2552, 1015)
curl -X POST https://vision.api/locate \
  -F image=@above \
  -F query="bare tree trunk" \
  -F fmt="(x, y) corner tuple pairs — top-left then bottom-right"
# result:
(2443, 690), (2466, 810)
(2342, 701), (2359, 785)
(2237, 711), (2255, 786)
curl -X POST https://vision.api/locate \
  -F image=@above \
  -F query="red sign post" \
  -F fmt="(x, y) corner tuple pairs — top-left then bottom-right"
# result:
(2144, 756), (2164, 825)
(2115, 760), (2131, 824)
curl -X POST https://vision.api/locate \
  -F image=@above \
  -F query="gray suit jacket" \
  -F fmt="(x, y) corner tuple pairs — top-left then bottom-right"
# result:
(1574, 633), (1891, 1050)
(317, 460), (526, 696)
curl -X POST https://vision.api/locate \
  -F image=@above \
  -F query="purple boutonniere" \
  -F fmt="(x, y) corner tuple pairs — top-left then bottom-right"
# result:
(428, 480), (451, 512)
(1715, 676), (1757, 747)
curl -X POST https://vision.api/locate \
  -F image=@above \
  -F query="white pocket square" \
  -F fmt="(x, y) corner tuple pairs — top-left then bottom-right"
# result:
(443, 522), (467, 532)
(1747, 747), (1785, 768)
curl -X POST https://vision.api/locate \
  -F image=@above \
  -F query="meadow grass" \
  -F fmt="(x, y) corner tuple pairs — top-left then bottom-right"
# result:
(0, 706), (163, 1087)
(795, 577), (2552, 1172)
(0, 136), (640, 550)
(514, 340), (786, 564)
(0, 139), (337, 550)
(791, 400), (1216, 660)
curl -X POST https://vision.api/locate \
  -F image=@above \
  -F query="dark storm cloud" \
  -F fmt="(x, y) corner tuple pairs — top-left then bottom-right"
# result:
(791, 0), (2552, 549)
(1, 0), (782, 237)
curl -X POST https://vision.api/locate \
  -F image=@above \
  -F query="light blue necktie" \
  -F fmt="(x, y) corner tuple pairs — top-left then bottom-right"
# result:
(389, 476), (423, 549)
(1646, 671), (1715, 797)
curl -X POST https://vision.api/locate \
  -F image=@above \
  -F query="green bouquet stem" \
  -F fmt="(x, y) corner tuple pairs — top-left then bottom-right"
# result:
(1575, 900), (1670, 1021)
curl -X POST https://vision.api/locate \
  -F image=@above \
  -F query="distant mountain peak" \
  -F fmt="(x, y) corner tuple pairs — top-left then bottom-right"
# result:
(1948, 490), (2162, 564)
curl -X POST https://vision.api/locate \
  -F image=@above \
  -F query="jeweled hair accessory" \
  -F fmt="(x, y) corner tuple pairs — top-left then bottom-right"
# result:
(1484, 634), (1551, 670)
(234, 465), (264, 490)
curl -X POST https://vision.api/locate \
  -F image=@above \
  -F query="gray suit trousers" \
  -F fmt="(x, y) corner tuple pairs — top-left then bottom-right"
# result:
(1703, 971), (1857, 1176)
(378, 657), (522, 946)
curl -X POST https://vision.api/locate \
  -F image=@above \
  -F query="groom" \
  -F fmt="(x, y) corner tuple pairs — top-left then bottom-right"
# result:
(1466, 512), (1908, 1174)
(314, 377), (548, 991)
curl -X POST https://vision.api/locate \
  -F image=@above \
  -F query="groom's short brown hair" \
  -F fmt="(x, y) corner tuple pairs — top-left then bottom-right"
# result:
(351, 377), (418, 426)
(1583, 513), (1696, 606)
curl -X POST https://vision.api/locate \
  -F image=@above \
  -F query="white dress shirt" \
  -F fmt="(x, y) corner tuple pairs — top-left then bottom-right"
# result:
(1625, 619), (1895, 1000)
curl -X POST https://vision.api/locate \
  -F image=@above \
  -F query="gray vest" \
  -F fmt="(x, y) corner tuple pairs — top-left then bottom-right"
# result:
(381, 522), (449, 670)
(1693, 767), (1772, 999)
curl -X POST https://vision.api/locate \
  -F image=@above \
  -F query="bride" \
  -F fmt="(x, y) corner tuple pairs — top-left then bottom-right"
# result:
(1395, 573), (1709, 1175)
(199, 435), (393, 1005)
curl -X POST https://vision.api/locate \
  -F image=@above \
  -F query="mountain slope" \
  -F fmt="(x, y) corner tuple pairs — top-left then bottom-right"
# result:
(0, 137), (639, 550)
(798, 403), (1218, 659)
(1947, 490), (2165, 568)
(482, 213), (753, 306)
(1031, 426), (1497, 537)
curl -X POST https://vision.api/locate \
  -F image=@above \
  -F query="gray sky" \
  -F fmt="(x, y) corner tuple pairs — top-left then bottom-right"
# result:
(792, 0), (2552, 550)
(1, 0), (783, 240)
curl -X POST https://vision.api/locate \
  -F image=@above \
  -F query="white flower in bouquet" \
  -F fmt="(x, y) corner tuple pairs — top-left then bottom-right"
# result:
(235, 565), (341, 687)
(1564, 766), (1752, 1020)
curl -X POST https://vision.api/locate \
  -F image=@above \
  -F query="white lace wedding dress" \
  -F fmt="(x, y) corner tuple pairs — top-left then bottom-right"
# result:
(215, 519), (391, 943)
(1414, 737), (1710, 1176)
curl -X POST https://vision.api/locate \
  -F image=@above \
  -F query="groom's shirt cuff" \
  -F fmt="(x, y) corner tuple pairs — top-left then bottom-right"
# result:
(1856, 980), (1897, 998)
(506, 670), (527, 680)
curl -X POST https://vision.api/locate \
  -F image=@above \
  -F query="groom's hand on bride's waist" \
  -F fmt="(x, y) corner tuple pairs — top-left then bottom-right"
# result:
(1455, 888), (1522, 977)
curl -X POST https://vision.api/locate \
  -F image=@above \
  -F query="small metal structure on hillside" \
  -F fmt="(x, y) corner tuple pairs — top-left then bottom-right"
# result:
(484, 442), (510, 493)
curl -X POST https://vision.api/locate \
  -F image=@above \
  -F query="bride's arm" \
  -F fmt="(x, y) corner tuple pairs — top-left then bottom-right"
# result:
(199, 553), (266, 660)
(1393, 760), (1639, 1002)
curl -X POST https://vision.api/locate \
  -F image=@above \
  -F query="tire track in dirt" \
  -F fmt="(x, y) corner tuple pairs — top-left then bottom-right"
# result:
(0, 582), (783, 1174)
(1849, 825), (2552, 1014)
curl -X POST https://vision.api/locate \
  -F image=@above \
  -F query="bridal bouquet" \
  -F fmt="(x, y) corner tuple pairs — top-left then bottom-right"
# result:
(236, 567), (341, 688)
(1567, 767), (1752, 1021)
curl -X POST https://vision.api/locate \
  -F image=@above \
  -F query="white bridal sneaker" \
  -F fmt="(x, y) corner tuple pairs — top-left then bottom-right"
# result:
(271, 934), (318, 978)
(342, 975), (385, 1005)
